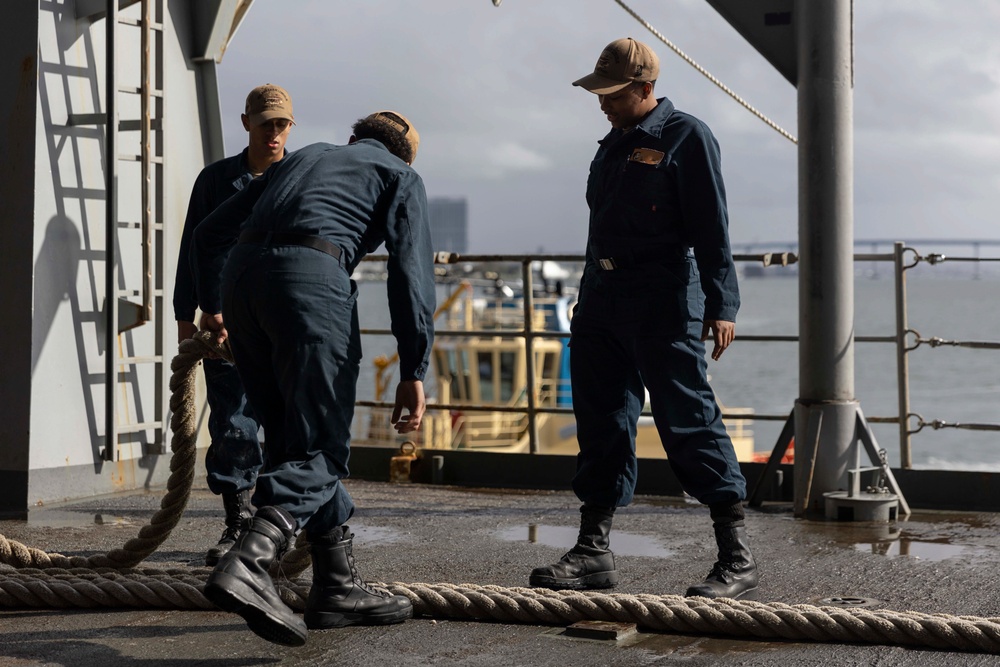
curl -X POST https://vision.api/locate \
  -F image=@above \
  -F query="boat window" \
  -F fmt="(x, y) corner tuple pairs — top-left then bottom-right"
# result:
(499, 351), (515, 401)
(434, 348), (472, 401)
(477, 350), (518, 403)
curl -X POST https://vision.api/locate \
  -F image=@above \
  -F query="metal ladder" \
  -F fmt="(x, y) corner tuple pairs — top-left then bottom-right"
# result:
(68, 0), (167, 461)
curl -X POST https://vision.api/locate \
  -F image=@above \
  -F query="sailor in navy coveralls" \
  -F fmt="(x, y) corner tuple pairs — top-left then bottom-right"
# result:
(530, 38), (759, 601)
(192, 111), (435, 646)
(174, 83), (295, 566)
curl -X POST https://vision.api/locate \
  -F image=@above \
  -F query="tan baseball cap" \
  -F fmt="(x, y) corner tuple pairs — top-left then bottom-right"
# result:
(573, 38), (660, 95)
(244, 84), (294, 126)
(367, 110), (420, 164)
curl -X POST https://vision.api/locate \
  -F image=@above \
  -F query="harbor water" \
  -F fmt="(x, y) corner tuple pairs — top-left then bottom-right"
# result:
(353, 265), (1000, 472)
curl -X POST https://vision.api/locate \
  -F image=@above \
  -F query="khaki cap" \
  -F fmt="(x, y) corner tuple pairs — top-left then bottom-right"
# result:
(367, 110), (420, 164)
(573, 38), (660, 95)
(244, 84), (294, 126)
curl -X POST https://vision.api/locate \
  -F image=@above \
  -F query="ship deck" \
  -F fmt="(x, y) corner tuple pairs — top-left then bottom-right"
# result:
(1, 475), (999, 666)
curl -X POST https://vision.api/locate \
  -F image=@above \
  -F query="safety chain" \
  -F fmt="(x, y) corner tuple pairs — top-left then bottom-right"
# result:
(612, 0), (797, 144)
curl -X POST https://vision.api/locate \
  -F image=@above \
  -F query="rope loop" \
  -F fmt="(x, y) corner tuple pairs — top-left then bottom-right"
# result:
(2, 333), (1000, 653)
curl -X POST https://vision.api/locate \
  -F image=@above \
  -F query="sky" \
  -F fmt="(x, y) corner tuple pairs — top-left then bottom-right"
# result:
(214, 1), (1000, 254)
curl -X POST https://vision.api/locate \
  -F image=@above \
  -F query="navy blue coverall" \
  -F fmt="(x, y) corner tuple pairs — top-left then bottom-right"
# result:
(191, 140), (435, 533)
(571, 96), (746, 509)
(174, 147), (264, 496)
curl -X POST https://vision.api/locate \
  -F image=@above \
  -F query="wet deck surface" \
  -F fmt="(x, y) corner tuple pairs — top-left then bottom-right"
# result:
(2, 479), (1000, 666)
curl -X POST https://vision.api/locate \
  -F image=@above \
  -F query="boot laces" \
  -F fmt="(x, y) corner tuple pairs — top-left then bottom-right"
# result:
(706, 556), (746, 581)
(345, 547), (390, 598)
(217, 524), (242, 544)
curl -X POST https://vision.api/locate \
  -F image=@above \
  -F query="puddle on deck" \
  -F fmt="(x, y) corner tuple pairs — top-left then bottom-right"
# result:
(498, 524), (673, 558)
(853, 538), (987, 560)
(348, 525), (405, 545)
(801, 519), (993, 561)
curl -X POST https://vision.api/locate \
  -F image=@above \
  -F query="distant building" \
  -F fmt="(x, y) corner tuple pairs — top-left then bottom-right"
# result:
(428, 197), (468, 254)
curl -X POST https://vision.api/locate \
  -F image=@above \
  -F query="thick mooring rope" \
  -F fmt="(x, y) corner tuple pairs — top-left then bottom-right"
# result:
(1, 336), (999, 654)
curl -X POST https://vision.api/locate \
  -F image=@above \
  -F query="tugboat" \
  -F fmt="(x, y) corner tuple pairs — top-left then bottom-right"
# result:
(353, 267), (757, 460)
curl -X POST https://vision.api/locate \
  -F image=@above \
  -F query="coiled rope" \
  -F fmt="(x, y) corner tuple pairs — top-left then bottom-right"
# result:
(1, 334), (999, 654)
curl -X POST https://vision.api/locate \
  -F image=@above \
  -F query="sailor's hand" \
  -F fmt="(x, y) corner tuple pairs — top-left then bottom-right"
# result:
(198, 311), (228, 350)
(701, 319), (735, 361)
(392, 380), (426, 433)
(177, 320), (198, 345)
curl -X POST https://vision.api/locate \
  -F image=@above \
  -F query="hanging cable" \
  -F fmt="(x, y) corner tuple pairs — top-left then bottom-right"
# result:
(613, 0), (797, 144)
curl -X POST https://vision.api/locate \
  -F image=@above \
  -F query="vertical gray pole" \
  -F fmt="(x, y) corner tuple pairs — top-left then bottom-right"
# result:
(104, 0), (118, 461)
(793, 0), (857, 513)
(521, 260), (539, 455)
(893, 242), (912, 468)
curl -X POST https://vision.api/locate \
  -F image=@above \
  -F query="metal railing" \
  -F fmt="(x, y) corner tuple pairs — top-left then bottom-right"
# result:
(356, 243), (1000, 467)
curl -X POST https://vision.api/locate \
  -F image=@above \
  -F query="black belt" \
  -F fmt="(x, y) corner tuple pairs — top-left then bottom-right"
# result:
(238, 230), (342, 263)
(596, 246), (687, 270)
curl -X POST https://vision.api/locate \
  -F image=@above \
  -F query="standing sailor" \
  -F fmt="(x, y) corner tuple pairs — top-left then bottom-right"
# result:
(174, 83), (294, 565)
(530, 38), (758, 600)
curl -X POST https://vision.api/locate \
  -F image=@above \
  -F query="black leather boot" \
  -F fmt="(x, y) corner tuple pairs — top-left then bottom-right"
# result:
(204, 506), (308, 646)
(304, 526), (413, 629)
(206, 489), (253, 566)
(529, 504), (618, 590)
(685, 524), (759, 600)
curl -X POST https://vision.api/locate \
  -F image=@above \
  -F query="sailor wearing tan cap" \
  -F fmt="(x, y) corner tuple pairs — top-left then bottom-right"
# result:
(191, 111), (433, 646)
(529, 38), (757, 601)
(174, 83), (294, 568)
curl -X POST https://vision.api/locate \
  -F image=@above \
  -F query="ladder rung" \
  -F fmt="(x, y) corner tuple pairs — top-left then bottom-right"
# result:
(66, 117), (164, 134)
(51, 126), (104, 138)
(118, 222), (165, 230)
(118, 86), (163, 98)
(117, 421), (163, 434)
(120, 356), (164, 365)
(119, 119), (163, 132)
(118, 155), (164, 164)
(38, 62), (92, 77)
(61, 187), (106, 199)
(117, 17), (164, 31)
(118, 289), (141, 298)
(67, 113), (106, 126)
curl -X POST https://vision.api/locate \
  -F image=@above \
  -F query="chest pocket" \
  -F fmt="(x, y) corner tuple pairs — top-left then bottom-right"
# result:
(617, 149), (675, 236)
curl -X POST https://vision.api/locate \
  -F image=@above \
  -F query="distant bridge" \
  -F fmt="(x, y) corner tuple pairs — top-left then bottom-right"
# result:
(734, 239), (1000, 252)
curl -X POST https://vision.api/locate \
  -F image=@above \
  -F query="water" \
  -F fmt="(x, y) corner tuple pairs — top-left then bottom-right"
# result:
(496, 524), (672, 558)
(709, 272), (1000, 471)
(353, 270), (1000, 472)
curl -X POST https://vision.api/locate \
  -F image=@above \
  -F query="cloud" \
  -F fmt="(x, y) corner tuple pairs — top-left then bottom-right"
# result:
(214, 0), (1000, 252)
(422, 139), (551, 180)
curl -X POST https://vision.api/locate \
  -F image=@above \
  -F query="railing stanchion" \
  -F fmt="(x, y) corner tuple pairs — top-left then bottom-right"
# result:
(894, 242), (913, 469)
(521, 260), (539, 454)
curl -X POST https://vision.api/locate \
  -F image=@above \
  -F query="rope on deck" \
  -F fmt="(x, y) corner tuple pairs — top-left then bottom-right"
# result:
(1, 334), (1000, 653)
(0, 332), (314, 578)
